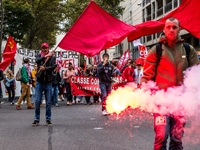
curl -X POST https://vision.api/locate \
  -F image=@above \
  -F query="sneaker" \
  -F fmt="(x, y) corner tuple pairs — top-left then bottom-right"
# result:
(55, 103), (59, 107)
(16, 105), (21, 110)
(102, 110), (110, 116)
(46, 120), (52, 126)
(27, 106), (34, 109)
(87, 102), (93, 105)
(32, 120), (39, 127)
(66, 101), (70, 105)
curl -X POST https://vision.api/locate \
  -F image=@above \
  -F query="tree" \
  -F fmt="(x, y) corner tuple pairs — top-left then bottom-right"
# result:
(2, 0), (66, 49)
(1, 0), (124, 51)
(3, 1), (34, 44)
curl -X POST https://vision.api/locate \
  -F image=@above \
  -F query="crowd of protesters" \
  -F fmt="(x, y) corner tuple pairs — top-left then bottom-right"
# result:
(1, 42), (144, 124)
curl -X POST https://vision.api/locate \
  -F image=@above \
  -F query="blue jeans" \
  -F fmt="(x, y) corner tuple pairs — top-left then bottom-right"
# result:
(99, 83), (111, 111)
(35, 82), (52, 121)
(154, 114), (185, 150)
(52, 86), (58, 105)
(31, 87), (36, 104)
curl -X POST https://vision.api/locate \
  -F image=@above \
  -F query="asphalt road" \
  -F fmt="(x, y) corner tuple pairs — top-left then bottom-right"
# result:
(0, 100), (200, 150)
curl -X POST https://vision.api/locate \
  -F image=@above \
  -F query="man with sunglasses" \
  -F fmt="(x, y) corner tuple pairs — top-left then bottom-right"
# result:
(32, 42), (56, 126)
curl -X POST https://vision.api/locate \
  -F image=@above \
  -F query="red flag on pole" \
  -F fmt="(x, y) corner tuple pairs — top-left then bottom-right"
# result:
(58, 1), (134, 57)
(0, 36), (17, 71)
(117, 49), (130, 72)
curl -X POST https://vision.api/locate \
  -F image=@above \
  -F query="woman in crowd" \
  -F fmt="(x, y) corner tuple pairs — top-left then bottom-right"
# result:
(4, 69), (15, 105)
(63, 63), (75, 105)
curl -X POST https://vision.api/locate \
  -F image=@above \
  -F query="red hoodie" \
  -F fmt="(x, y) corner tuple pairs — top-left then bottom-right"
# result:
(122, 67), (134, 82)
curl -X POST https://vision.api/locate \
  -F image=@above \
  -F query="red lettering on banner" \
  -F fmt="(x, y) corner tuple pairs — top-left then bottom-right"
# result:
(61, 59), (73, 68)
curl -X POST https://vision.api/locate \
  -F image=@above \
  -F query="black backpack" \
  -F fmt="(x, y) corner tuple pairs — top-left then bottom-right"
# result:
(156, 42), (190, 65)
(0, 69), (3, 81)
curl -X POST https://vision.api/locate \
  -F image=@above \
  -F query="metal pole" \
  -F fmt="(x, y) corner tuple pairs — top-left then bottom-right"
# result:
(0, 0), (4, 62)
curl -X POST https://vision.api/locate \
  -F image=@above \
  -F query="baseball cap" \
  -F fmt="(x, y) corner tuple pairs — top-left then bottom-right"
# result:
(41, 42), (49, 48)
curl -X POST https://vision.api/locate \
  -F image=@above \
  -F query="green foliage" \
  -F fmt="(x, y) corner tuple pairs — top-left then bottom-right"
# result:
(3, 0), (34, 44)
(2, 0), (124, 50)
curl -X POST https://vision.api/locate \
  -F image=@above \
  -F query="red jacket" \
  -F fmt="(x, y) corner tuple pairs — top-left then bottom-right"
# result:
(122, 67), (134, 82)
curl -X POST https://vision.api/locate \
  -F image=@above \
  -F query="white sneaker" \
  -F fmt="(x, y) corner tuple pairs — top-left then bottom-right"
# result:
(102, 110), (110, 116)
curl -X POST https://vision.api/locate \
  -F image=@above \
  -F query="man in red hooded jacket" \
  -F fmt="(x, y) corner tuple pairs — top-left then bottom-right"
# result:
(140, 18), (199, 150)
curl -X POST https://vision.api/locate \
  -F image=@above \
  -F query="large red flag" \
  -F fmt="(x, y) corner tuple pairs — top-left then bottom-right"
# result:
(0, 36), (17, 71)
(117, 49), (130, 72)
(58, 1), (135, 57)
(128, 0), (200, 41)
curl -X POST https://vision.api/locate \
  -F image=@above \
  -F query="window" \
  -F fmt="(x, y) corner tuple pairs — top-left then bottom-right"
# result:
(146, 5), (151, 21)
(157, 0), (163, 16)
(174, 0), (178, 8)
(194, 38), (200, 47)
(147, 35), (152, 42)
(165, 0), (172, 13)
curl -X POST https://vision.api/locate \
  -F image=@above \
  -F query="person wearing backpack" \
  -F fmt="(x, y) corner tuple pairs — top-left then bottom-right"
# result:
(140, 18), (199, 150)
(16, 58), (34, 110)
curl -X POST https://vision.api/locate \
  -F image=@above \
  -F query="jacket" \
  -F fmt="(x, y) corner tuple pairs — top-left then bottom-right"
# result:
(31, 69), (37, 87)
(21, 65), (29, 84)
(122, 67), (134, 82)
(97, 62), (113, 83)
(36, 54), (56, 84)
(141, 35), (199, 90)
(52, 71), (61, 86)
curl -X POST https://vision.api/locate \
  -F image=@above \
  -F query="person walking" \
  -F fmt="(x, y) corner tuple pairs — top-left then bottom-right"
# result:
(4, 68), (15, 105)
(140, 18), (199, 150)
(31, 64), (37, 107)
(63, 63), (75, 106)
(122, 59), (135, 84)
(32, 42), (56, 126)
(97, 53), (113, 116)
(16, 58), (34, 110)
(51, 66), (61, 107)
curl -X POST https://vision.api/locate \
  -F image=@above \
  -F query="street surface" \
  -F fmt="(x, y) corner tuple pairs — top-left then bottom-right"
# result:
(0, 100), (200, 150)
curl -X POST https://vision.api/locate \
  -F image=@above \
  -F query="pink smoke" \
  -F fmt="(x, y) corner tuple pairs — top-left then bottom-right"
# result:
(106, 65), (200, 117)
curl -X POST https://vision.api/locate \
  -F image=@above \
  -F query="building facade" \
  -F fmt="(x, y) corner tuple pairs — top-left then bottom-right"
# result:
(114, 0), (200, 60)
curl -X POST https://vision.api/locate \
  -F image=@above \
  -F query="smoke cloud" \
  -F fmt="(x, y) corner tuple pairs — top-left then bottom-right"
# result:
(106, 64), (200, 117)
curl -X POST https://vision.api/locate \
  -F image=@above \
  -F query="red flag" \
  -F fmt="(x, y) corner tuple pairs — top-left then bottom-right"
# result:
(93, 53), (101, 65)
(0, 36), (17, 71)
(58, 1), (135, 57)
(128, 0), (200, 41)
(117, 49), (130, 72)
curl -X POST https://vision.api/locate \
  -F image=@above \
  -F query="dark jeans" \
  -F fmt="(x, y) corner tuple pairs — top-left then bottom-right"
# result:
(99, 83), (112, 111)
(93, 96), (99, 102)
(35, 82), (52, 121)
(65, 82), (72, 102)
(6, 86), (15, 102)
(154, 114), (185, 150)
(85, 96), (90, 104)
